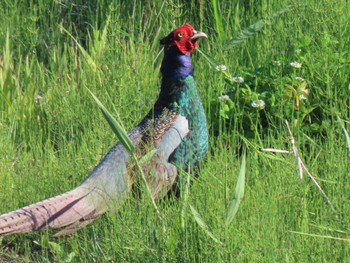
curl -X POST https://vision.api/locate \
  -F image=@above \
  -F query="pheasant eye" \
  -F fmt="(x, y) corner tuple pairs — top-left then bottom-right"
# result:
(177, 32), (184, 39)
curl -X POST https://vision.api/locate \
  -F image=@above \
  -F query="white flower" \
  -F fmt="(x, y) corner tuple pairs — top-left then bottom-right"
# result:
(218, 95), (230, 101)
(295, 76), (305, 81)
(232, 76), (244, 83)
(290, 61), (302, 68)
(273, 60), (281, 66)
(251, 99), (265, 109)
(300, 94), (308, 100)
(215, 64), (227, 71)
(294, 49), (302, 54)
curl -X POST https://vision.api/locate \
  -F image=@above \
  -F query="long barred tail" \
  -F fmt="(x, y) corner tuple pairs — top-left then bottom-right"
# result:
(0, 187), (106, 236)
(0, 129), (138, 237)
(0, 114), (189, 237)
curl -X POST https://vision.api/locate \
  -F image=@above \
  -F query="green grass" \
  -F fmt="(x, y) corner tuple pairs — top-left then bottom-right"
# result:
(1, 0), (350, 261)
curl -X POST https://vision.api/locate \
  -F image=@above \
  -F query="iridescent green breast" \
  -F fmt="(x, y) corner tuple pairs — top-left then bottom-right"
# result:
(171, 75), (208, 169)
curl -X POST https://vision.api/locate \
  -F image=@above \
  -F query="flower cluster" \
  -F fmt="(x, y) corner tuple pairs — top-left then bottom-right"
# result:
(273, 60), (281, 66)
(215, 64), (227, 72)
(290, 61), (302, 68)
(251, 99), (266, 109)
(209, 42), (325, 136)
(295, 76), (305, 81)
(218, 95), (230, 101)
(232, 76), (244, 83)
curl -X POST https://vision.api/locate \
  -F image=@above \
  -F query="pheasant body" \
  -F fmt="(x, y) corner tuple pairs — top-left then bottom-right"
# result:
(0, 24), (208, 236)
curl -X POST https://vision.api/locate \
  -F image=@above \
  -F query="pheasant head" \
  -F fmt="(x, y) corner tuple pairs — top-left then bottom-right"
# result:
(160, 24), (207, 54)
(160, 24), (207, 80)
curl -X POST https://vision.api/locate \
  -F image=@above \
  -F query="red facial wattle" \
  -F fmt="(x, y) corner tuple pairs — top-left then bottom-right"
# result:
(172, 24), (207, 54)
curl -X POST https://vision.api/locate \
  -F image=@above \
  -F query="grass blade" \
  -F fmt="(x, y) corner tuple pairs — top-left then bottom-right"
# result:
(87, 89), (134, 153)
(189, 205), (222, 245)
(211, 0), (224, 43)
(197, 48), (221, 68)
(60, 26), (99, 73)
(226, 149), (246, 226)
(87, 89), (160, 214)
(180, 166), (191, 229)
(88, 89), (159, 214)
(290, 231), (350, 241)
(227, 5), (293, 48)
(335, 112), (350, 153)
(138, 149), (157, 164)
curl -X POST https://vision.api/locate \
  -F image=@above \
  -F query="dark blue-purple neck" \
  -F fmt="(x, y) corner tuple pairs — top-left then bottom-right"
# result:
(160, 46), (194, 82)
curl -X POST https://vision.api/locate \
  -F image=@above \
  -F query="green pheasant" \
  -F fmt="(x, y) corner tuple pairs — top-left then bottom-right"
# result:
(0, 24), (208, 236)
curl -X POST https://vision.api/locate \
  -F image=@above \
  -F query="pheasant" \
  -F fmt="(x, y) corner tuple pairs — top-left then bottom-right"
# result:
(0, 24), (208, 236)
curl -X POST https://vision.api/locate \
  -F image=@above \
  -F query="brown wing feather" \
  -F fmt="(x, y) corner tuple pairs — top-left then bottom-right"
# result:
(143, 114), (189, 198)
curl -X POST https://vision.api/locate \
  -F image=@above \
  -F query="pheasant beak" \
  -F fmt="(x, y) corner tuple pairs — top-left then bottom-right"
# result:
(190, 30), (208, 41)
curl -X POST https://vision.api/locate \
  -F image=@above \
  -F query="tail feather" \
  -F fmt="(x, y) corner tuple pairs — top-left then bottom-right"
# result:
(53, 219), (96, 237)
(0, 115), (189, 236)
(0, 129), (139, 236)
(0, 188), (104, 235)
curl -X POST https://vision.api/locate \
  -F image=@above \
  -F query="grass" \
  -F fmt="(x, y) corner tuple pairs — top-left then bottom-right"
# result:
(1, 0), (350, 261)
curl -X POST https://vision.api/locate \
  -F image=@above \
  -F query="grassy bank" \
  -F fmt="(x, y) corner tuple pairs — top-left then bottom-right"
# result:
(1, 0), (349, 261)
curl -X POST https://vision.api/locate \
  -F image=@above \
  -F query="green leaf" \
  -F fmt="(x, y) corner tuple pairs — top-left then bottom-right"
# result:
(87, 89), (134, 153)
(189, 205), (223, 244)
(180, 167), (191, 229)
(197, 48), (222, 68)
(60, 26), (98, 73)
(138, 149), (157, 164)
(227, 5), (293, 48)
(226, 149), (246, 226)
(335, 112), (350, 154)
(65, 252), (76, 263)
(48, 241), (63, 254)
(212, 0), (225, 43)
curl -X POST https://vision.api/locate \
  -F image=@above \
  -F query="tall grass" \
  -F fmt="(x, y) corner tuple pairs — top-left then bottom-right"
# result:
(1, 0), (350, 261)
